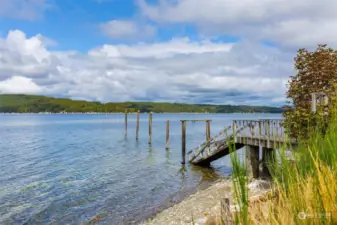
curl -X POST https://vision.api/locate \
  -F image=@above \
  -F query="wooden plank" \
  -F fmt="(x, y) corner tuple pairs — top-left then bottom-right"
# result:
(180, 119), (212, 122)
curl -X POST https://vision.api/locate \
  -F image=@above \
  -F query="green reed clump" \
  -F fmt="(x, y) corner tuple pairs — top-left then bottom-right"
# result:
(227, 111), (337, 225)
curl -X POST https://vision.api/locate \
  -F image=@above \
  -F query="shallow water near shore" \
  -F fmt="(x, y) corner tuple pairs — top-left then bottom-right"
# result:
(0, 113), (281, 224)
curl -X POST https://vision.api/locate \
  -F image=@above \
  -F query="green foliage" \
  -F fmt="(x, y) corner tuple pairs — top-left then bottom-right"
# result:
(229, 111), (337, 225)
(284, 44), (337, 138)
(0, 94), (283, 113)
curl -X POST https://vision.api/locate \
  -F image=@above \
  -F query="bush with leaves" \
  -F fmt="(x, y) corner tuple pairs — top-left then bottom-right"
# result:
(284, 44), (337, 138)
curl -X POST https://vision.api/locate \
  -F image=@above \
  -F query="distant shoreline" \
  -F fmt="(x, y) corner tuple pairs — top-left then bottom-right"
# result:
(0, 94), (284, 114)
(0, 112), (281, 114)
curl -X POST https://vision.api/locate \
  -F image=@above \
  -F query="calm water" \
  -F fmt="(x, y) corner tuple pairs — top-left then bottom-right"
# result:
(0, 113), (282, 224)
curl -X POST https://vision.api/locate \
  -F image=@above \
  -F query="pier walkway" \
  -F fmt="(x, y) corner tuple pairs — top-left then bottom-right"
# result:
(187, 119), (297, 178)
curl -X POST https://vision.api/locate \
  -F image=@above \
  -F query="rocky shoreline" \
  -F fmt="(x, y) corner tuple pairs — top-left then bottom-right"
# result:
(141, 178), (272, 225)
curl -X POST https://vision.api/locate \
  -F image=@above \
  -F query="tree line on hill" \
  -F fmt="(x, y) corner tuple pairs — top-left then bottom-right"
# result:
(0, 94), (283, 113)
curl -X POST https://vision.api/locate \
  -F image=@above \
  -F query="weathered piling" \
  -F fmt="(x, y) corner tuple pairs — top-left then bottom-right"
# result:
(181, 120), (186, 164)
(246, 145), (260, 179)
(166, 120), (170, 149)
(261, 147), (275, 178)
(124, 110), (128, 136)
(206, 120), (211, 153)
(149, 112), (153, 144)
(136, 110), (140, 140)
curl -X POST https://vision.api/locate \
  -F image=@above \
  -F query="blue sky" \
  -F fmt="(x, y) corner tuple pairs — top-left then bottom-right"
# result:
(0, 0), (242, 50)
(0, 0), (336, 105)
(1, 0), (138, 50)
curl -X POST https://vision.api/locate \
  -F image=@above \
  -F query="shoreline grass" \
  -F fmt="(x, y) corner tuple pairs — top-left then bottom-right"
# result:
(224, 112), (337, 224)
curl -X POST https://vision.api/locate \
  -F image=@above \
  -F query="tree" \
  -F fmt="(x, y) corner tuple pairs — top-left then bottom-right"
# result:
(284, 44), (337, 138)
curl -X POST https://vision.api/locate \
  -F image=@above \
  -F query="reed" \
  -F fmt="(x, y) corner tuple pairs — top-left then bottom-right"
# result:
(223, 110), (337, 224)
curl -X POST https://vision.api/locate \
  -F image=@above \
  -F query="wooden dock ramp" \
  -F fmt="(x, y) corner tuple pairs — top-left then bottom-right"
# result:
(188, 119), (297, 176)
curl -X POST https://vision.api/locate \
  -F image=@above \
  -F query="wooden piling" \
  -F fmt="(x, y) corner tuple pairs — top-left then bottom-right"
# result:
(166, 120), (170, 149)
(124, 110), (128, 136)
(266, 120), (271, 148)
(246, 145), (260, 179)
(136, 110), (140, 140)
(233, 120), (237, 142)
(181, 120), (186, 164)
(261, 147), (275, 178)
(148, 112), (152, 144)
(206, 120), (211, 142)
(206, 120), (211, 154)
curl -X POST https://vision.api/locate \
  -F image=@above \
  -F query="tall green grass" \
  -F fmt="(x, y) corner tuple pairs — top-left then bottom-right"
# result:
(227, 113), (337, 225)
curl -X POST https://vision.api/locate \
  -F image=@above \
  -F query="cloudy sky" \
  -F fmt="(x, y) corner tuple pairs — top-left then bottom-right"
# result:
(0, 0), (336, 106)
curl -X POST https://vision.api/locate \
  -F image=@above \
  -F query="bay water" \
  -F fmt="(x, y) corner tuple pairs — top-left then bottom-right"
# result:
(0, 113), (282, 224)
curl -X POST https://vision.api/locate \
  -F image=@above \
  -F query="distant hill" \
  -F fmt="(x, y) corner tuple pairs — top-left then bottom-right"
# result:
(0, 94), (283, 113)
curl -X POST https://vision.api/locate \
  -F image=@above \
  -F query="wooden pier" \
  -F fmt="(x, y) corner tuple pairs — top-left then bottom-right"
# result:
(187, 119), (297, 178)
(122, 111), (296, 179)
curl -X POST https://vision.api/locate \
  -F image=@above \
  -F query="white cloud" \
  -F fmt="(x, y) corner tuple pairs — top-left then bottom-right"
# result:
(89, 38), (233, 58)
(0, 0), (50, 20)
(0, 76), (42, 94)
(0, 30), (293, 105)
(138, 0), (337, 48)
(100, 20), (156, 39)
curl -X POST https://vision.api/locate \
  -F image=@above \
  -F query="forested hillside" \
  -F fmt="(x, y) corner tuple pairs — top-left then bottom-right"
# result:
(0, 94), (283, 113)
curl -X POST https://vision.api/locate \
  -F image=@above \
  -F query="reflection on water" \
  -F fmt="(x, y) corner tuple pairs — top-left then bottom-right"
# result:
(0, 113), (282, 224)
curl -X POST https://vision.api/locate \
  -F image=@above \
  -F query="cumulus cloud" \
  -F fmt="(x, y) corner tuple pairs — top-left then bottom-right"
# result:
(138, 0), (337, 48)
(0, 76), (42, 94)
(0, 30), (292, 105)
(0, 0), (50, 20)
(100, 20), (156, 40)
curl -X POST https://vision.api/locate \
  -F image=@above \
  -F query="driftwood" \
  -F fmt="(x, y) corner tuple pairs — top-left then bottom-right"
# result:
(221, 198), (234, 225)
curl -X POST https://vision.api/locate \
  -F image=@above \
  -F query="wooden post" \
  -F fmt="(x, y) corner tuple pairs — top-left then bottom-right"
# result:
(166, 120), (170, 149)
(206, 120), (211, 154)
(311, 93), (317, 113)
(258, 121), (262, 146)
(233, 120), (237, 142)
(136, 110), (140, 140)
(181, 120), (186, 164)
(221, 198), (234, 225)
(206, 120), (211, 141)
(149, 112), (152, 144)
(124, 110), (128, 136)
(246, 145), (260, 179)
(267, 120), (271, 148)
(261, 147), (275, 178)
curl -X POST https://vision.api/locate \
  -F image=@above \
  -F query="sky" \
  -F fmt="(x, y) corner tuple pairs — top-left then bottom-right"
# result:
(0, 0), (337, 106)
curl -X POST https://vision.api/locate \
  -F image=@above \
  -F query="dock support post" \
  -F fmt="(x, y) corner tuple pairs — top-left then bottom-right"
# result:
(181, 120), (186, 164)
(261, 147), (275, 178)
(136, 110), (140, 140)
(266, 120), (271, 148)
(149, 112), (152, 144)
(246, 145), (260, 179)
(124, 110), (128, 136)
(166, 120), (170, 149)
(206, 120), (211, 154)
(233, 120), (237, 142)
